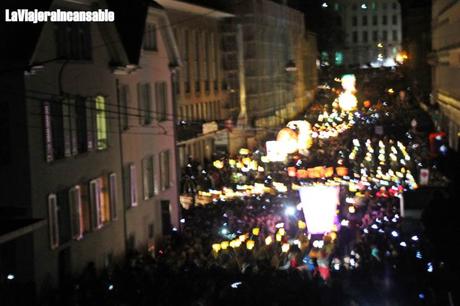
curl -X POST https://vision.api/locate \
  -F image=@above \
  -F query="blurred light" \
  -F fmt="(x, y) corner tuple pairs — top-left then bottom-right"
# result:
(265, 236), (273, 245)
(400, 242), (407, 247)
(416, 251), (422, 259)
(7, 274), (14, 280)
(322, 2), (328, 8)
(371, 224), (378, 229)
(427, 262), (433, 272)
(341, 219), (349, 227)
(361, 3), (367, 9)
(275, 222), (284, 228)
(298, 220), (306, 229)
(221, 241), (229, 250)
(221, 228), (228, 235)
(391, 231), (399, 238)
(411, 235), (419, 241)
(108, 284), (114, 291)
(418, 293), (425, 300)
(172, 227), (178, 231)
(231, 281), (242, 289)
(252, 227), (260, 236)
(285, 206), (296, 216)
(180, 218), (185, 224)
(278, 228), (286, 236)
(281, 243), (290, 253)
(212, 243), (221, 253)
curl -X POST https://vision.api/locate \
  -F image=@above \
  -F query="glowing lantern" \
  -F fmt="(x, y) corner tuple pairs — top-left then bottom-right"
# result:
(213, 160), (224, 169)
(229, 159), (236, 167)
(287, 167), (297, 177)
(348, 206), (356, 214)
(325, 167), (334, 178)
(298, 220), (306, 229)
(212, 243), (221, 253)
(341, 74), (356, 92)
(338, 92), (358, 111)
(265, 236), (273, 245)
(261, 156), (269, 163)
(281, 243), (290, 253)
(239, 148), (250, 155)
(246, 240), (255, 250)
(230, 240), (241, 248)
(239, 234), (248, 242)
(363, 100), (371, 108)
(278, 228), (286, 236)
(336, 167), (348, 177)
(276, 233), (282, 242)
(276, 128), (298, 154)
(252, 227), (260, 236)
(221, 241), (229, 250)
(296, 169), (308, 179)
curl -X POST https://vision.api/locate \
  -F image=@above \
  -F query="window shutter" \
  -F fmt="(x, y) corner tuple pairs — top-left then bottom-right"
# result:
(142, 158), (149, 200)
(89, 179), (101, 229)
(62, 100), (72, 157)
(68, 98), (78, 155)
(146, 84), (152, 124)
(137, 83), (143, 125)
(109, 173), (118, 220)
(129, 164), (138, 207)
(69, 186), (83, 240)
(43, 101), (54, 162)
(48, 194), (59, 249)
(86, 98), (95, 151)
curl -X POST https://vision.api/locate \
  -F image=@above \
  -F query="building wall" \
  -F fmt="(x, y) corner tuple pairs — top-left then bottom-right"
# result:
(24, 6), (125, 290)
(229, 0), (306, 129)
(117, 8), (180, 251)
(432, 0), (460, 150)
(336, 0), (402, 67)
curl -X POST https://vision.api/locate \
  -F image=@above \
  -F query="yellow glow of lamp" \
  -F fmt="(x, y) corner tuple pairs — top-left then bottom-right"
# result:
(265, 236), (273, 245)
(348, 206), (356, 214)
(239, 234), (248, 242)
(338, 92), (358, 112)
(276, 128), (299, 154)
(220, 241), (229, 250)
(298, 220), (306, 229)
(276, 233), (282, 242)
(281, 243), (290, 253)
(246, 240), (255, 250)
(278, 228), (286, 236)
(252, 227), (260, 236)
(239, 148), (250, 155)
(341, 74), (356, 92)
(213, 160), (224, 169)
(212, 243), (221, 253)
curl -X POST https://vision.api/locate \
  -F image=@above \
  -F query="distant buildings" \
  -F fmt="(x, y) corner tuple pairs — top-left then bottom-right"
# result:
(431, 0), (460, 151)
(333, 0), (402, 68)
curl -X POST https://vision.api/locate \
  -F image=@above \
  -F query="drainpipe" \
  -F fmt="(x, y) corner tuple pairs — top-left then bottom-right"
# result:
(115, 78), (128, 257)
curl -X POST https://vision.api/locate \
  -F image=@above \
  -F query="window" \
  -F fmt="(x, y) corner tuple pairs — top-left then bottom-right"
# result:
(372, 15), (377, 26)
(142, 156), (155, 200)
(0, 101), (10, 165)
(392, 30), (398, 41)
(56, 23), (92, 60)
(143, 23), (157, 51)
(392, 15), (398, 25)
(352, 16), (357, 26)
(382, 30), (388, 42)
(120, 85), (130, 130)
(109, 173), (118, 220)
(352, 31), (358, 43)
(80, 183), (91, 233)
(203, 32), (209, 92)
(75, 97), (94, 154)
(160, 150), (170, 191)
(352, 3), (357, 10)
(392, 2), (397, 9)
(155, 82), (168, 122)
(184, 29), (190, 93)
(95, 96), (107, 150)
(57, 191), (72, 245)
(69, 186), (83, 240)
(362, 15), (368, 26)
(194, 31), (201, 93)
(334, 3), (339, 10)
(128, 164), (138, 207)
(88, 177), (111, 228)
(382, 3), (387, 9)
(48, 194), (59, 249)
(382, 15), (387, 25)
(372, 30), (378, 42)
(138, 83), (152, 125)
(362, 31), (368, 43)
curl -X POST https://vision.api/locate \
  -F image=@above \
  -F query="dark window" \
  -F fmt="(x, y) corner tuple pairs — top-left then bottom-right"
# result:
(362, 31), (368, 43)
(119, 85), (130, 130)
(75, 97), (89, 153)
(392, 30), (398, 41)
(352, 31), (358, 43)
(382, 30), (388, 42)
(372, 30), (378, 42)
(161, 200), (172, 234)
(362, 15), (368, 26)
(383, 3), (387, 9)
(57, 190), (72, 245)
(382, 15), (387, 25)
(352, 16), (357, 26)
(352, 3), (357, 10)
(372, 15), (378, 25)
(155, 82), (168, 122)
(392, 2), (397, 9)
(392, 15), (398, 25)
(56, 23), (91, 60)
(143, 23), (157, 51)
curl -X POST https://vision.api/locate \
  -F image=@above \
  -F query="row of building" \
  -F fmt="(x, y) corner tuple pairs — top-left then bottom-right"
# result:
(0, 0), (318, 298)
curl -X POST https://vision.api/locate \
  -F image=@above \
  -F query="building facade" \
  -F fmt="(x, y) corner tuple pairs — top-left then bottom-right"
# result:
(223, 0), (309, 133)
(431, 0), (460, 151)
(112, 1), (181, 252)
(157, 0), (234, 166)
(335, 0), (402, 68)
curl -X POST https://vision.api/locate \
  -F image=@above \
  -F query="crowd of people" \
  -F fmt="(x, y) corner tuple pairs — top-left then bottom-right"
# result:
(8, 77), (453, 306)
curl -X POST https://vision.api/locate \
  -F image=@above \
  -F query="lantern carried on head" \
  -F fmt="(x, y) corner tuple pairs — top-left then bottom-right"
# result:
(276, 127), (298, 154)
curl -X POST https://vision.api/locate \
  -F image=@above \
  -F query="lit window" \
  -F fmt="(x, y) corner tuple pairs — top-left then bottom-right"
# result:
(108, 173), (118, 220)
(69, 186), (83, 240)
(48, 194), (59, 249)
(128, 164), (138, 207)
(160, 150), (171, 191)
(142, 156), (155, 200)
(95, 96), (107, 150)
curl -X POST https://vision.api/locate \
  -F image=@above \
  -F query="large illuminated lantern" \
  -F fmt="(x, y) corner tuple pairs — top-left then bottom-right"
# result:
(299, 185), (339, 234)
(338, 74), (358, 111)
